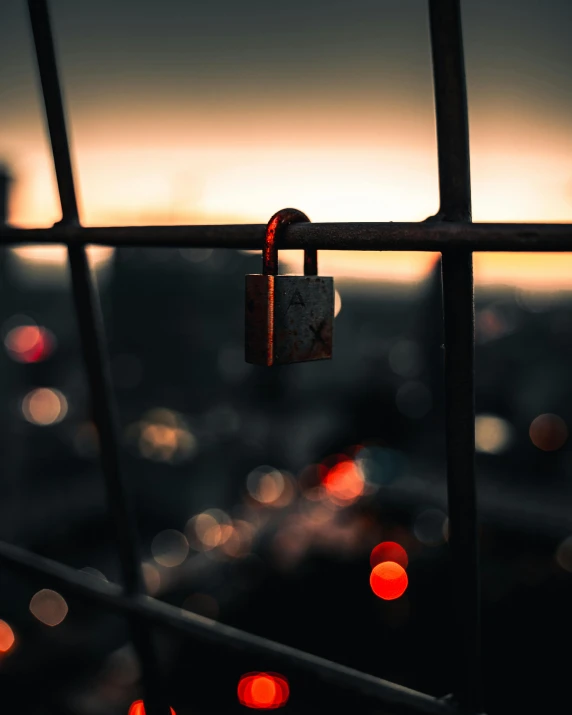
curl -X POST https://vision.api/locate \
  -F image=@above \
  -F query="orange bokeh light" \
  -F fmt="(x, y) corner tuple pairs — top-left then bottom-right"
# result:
(128, 701), (176, 715)
(370, 561), (408, 600)
(0, 620), (15, 653)
(370, 541), (409, 569)
(238, 673), (290, 709)
(322, 458), (364, 505)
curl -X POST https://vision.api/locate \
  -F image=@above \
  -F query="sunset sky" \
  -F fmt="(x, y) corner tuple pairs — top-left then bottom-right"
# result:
(1, 0), (571, 287)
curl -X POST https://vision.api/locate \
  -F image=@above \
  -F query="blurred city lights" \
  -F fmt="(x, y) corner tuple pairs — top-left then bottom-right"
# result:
(29, 589), (68, 626)
(370, 541), (409, 569)
(322, 457), (365, 505)
(555, 536), (572, 573)
(220, 519), (255, 558)
(4, 324), (54, 363)
(134, 408), (197, 463)
(128, 700), (176, 715)
(247, 466), (285, 505)
(413, 509), (447, 547)
(529, 413), (568, 451)
(186, 509), (233, 551)
(151, 529), (189, 567)
(0, 620), (15, 654)
(370, 561), (408, 600)
(334, 289), (342, 318)
(238, 673), (289, 709)
(475, 414), (513, 454)
(22, 387), (68, 426)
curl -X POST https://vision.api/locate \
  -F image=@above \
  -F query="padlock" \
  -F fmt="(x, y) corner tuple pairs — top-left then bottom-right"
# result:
(245, 208), (334, 366)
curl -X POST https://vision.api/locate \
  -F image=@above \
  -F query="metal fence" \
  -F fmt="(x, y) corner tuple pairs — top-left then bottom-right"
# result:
(1, 1), (570, 713)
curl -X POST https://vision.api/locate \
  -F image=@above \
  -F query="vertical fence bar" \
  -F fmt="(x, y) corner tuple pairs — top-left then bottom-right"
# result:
(26, 2), (169, 713)
(428, 0), (482, 712)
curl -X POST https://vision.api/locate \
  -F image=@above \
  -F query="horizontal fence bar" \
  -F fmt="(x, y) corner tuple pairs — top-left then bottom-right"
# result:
(1, 222), (572, 251)
(0, 539), (459, 715)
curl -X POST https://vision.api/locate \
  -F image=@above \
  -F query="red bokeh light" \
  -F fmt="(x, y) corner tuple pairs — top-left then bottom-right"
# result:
(4, 325), (53, 363)
(128, 700), (176, 715)
(370, 561), (408, 600)
(370, 541), (409, 569)
(238, 673), (290, 709)
(322, 458), (364, 504)
(529, 413), (568, 451)
(0, 620), (15, 653)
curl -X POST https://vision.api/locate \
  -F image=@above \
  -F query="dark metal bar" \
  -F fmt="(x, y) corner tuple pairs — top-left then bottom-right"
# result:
(26, 2), (168, 713)
(27, 0), (79, 223)
(429, 1), (481, 711)
(1, 221), (572, 251)
(428, 0), (471, 223)
(0, 539), (460, 715)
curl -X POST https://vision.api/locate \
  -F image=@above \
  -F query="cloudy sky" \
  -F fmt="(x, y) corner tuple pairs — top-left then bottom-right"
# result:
(1, 0), (571, 285)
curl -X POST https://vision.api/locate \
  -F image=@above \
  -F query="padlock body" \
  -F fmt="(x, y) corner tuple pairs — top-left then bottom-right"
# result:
(245, 274), (334, 365)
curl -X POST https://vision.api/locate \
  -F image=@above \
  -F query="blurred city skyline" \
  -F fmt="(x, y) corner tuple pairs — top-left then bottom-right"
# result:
(1, 0), (572, 287)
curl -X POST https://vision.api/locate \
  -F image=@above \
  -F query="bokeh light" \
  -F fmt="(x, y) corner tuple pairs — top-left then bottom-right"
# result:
(4, 324), (54, 363)
(186, 509), (233, 551)
(247, 466), (285, 505)
(128, 700), (176, 715)
(220, 519), (255, 559)
(334, 289), (342, 318)
(29, 589), (68, 626)
(322, 457), (365, 505)
(475, 414), (513, 454)
(370, 541), (409, 569)
(0, 620), (15, 653)
(370, 561), (408, 600)
(129, 408), (197, 463)
(22, 387), (67, 426)
(529, 413), (568, 451)
(238, 673), (290, 709)
(151, 529), (189, 567)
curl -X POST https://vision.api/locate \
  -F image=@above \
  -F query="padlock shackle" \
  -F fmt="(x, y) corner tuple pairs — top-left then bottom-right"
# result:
(263, 208), (317, 276)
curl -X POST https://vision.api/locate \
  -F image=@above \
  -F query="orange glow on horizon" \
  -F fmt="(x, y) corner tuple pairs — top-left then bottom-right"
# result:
(370, 561), (408, 600)
(238, 673), (290, 710)
(370, 542), (409, 570)
(4, 91), (572, 289)
(128, 700), (176, 715)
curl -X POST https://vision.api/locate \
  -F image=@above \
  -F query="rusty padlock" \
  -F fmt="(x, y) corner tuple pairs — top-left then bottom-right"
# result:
(245, 208), (334, 366)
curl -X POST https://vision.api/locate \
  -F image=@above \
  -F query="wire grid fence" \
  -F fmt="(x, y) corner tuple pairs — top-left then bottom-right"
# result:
(1, 0), (570, 713)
